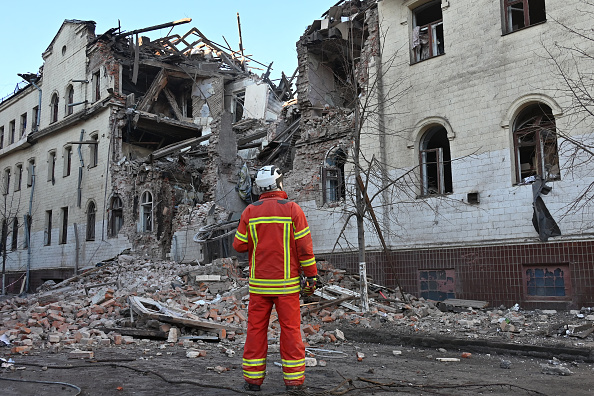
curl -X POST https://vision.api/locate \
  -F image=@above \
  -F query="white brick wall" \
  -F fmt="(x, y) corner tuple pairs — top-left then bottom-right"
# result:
(298, 0), (594, 254)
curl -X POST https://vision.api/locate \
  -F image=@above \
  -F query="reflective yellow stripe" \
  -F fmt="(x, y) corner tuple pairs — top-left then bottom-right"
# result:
(284, 222), (290, 279)
(300, 258), (316, 267)
(294, 227), (310, 240)
(283, 371), (305, 379)
(282, 359), (305, 367)
(244, 370), (266, 379)
(243, 358), (266, 365)
(249, 223), (258, 279)
(250, 277), (300, 286)
(249, 285), (301, 294)
(248, 216), (292, 225)
(235, 230), (248, 242)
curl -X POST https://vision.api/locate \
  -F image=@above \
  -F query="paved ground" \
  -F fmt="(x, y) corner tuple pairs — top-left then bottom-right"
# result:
(2, 326), (594, 396)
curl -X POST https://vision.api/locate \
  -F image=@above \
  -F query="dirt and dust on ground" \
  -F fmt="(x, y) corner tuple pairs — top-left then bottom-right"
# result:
(1, 253), (594, 395)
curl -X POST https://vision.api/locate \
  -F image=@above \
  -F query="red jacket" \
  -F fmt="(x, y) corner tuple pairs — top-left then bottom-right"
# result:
(233, 190), (317, 295)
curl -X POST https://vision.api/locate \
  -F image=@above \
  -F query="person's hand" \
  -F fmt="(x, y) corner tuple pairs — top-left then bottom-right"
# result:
(302, 276), (318, 296)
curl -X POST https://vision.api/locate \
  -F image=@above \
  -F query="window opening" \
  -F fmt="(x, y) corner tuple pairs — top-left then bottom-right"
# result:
(524, 265), (570, 299)
(420, 126), (453, 196)
(412, 0), (444, 62)
(11, 217), (18, 251)
(93, 71), (101, 102)
(15, 165), (22, 192)
(23, 215), (31, 250)
(48, 151), (56, 184)
(322, 148), (347, 204)
(27, 159), (35, 187)
(3, 168), (10, 195)
(109, 196), (124, 237)
(32, 106), (39, 131)
(20, 113), (27, 137)
(90, 134), (98, 167)
(66, 85), (74, 116)
(141, 191), (153, 232)
(0, 126), (4, 149)
(64, 146), (72, 177)
(513, 104), (559, 183)
(419, 269), (456, 301)
(59, 207), (68, 244)
(233, 92), (245, 123)
(51, 93), (59, 123)
(9, 120), (15, 144)
(86, 201), (96, 241)
(44, 210), (52, 246)
(504, 0), (546, 33)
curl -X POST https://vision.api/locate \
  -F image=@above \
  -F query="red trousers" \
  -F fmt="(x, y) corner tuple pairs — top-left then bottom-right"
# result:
(242, 293), (305, 386)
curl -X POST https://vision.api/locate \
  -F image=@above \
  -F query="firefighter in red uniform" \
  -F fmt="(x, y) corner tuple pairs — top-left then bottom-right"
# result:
(233, 165), (318, 392)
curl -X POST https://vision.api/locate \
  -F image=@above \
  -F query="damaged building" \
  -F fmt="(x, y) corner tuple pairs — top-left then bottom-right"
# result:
(282, 0), (594, 309)
(0, 18), (290, 292)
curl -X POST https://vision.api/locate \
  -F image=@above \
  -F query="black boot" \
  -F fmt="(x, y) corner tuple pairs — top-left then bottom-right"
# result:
(243, 382), (261, 391)
(286, 384), (304, 392)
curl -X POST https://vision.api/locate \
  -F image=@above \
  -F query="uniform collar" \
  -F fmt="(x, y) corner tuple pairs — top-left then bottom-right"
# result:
(260, 190), (288, 200)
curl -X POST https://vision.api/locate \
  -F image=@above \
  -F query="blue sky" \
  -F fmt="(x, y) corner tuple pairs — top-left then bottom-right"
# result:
(0, 0), (336, 98)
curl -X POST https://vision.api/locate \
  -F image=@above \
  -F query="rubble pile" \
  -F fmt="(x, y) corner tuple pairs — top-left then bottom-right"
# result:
(1, 255), (594, 359)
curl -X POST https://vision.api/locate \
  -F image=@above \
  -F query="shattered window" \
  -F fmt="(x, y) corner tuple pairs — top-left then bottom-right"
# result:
(141, 191), (153, 232)
(412, 0), (444, 63)
(513, 104), (559, 184)
(233, 91), (245, 123)
(419, 126), (453, 196)
(524, 265), (570, 299)
(419, 269), (455, 301)
(66, 85), (74, 116)
(86, 201), (96, 241)
(109, 196), (124, 238)
(59, 207), (68, 245)
(322, 147), (346, 204)
(11, 217), (18, 251)
(51, 93), (59, 124)
(503, 0), (546, 33)
(47, 150), (56, 184)
(44, 210), (52, 246)
(3, 168), (10, 195)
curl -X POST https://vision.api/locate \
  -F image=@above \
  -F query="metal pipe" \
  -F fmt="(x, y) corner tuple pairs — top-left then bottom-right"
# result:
(25, 163), (35, 293)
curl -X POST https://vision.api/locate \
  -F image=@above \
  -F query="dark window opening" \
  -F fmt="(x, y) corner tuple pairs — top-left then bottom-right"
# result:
(0, 126), (4, 149)
(9, 120), (15, 144)
(51, 93), (59, 123)
(108, 196), (124, 237)
(141, 191), (153, 232)
(15, 165), (22, 192)
(322, 148), (347, 204)
(233, 92), (245, 123)
(86, 201), (96, 241)
(413, 0), (444, 62)
(32, 106), (39, 131)
(524, 265), (570, 299)
(20, 113), (27, 137)
(45, 210), (52, 246)
(11, 217), (18, 251)
(90, 135), (99, 167)
(67, 85), (74, 116)
(504, 0), (546, 33)
(60, 207), (68, 244)
(64, 147), (72, 177)
(419, 269), (456, 301)
(94, 71), (101, 102)
(513, 104), (559, 184)
(3, 168), (10, 195)
(420, 126), (453, 196)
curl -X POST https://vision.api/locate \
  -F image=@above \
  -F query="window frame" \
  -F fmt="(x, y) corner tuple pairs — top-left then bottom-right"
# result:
(141, 191), (153, 232)
(48, 150), (57, 184)
(11, 217), (18, 251)
(89, 134), (99, 168)
(3, 168), (11, 195)
(522, 264), (572, 301)
(9, 120), (15, 144)
(44, 210), (52, 246)
(66, 85), (74, 116)
(50, 93), (59, 124)
(418, 126), (453, 197)
(20, 113), (27, 137)
(14, 164), (22, 192)
(27, 159), (35, 188)
(86, 201), (96, 241)
(108, 196), (124, 238)
(0, 126), (4, 149)
(59, 206), (68, 245)
(63, 146), (72, 177)
(503, 0), (547, 34)
(412, 0), (445, 63)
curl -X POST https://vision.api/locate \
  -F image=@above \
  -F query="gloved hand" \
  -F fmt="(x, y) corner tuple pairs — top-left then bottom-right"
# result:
(302, 276), (318, 296)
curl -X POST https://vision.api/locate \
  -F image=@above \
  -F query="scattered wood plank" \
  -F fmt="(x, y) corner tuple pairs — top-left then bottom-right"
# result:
(441, 299), (489, 309)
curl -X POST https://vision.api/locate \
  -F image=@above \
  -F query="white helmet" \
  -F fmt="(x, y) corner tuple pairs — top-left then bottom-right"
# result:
(255, 165), (283, 192)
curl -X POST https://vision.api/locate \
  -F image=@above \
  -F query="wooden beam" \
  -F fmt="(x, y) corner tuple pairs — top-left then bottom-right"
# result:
(137, 68), (168, 112)
(163, 87), (184, 120)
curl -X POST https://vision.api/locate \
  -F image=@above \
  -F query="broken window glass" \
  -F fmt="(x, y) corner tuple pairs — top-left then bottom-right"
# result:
(503, 0), (546, 33)
(412, 0), (444, 63)
(109, 196), (124, 237)
(419, 126), (453, 196)
(525, 266), (568, 297)
(322, 147), (347, 204)
(141, 191), (153, 232)
(513, 104), (559, 184)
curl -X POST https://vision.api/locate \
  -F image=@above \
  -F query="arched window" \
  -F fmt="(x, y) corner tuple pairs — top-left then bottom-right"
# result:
(86, 201), (96, 241)
(141, 191), (153, 232)
(322, 147), (347, 203)
(420, 126), (453, 196)
(108, 196), (123, 237)
(513, 103), (559, 183)
(50, 93), (59, 123)
(66, 85), (74, 116)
